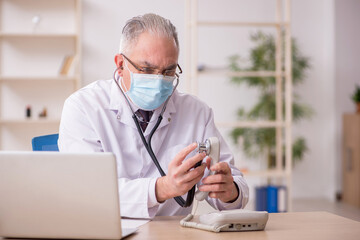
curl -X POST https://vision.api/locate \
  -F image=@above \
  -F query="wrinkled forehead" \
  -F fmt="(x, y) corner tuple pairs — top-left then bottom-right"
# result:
(126, 32), (179, 67)
(125, 30), (178, 53)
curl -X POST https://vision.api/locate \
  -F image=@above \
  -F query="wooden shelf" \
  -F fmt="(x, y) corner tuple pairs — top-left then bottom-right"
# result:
(197, 21), (289, 28)
(0, 119), (60, 125)
(243, 169), (290, 178)
(216, 121), (286, 128)
(198, 69), (285, 78)
(0, 32), (77, 38)
(0, 76), (78, 83)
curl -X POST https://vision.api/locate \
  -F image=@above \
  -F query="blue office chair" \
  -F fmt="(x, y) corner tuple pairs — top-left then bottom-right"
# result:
(32, 134), (59, 151)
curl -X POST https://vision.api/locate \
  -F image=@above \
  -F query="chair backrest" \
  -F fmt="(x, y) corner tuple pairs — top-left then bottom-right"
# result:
(32, 134), (59, 151)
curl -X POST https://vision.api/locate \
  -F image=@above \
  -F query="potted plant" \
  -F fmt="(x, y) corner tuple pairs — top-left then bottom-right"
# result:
(229, 31), (314, 167)
(351, 85), (360, 113)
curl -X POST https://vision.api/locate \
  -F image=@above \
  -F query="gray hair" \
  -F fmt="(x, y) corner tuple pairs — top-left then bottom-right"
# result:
(119, 13), (179, 54)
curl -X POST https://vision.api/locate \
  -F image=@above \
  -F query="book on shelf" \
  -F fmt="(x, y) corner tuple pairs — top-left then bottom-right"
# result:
(59, 55), (77, 76)
(255, 185), (287, 213)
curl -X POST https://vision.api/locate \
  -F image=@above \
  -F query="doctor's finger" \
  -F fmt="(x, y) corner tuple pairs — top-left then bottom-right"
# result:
(199, 183), (227, 193)
(185, 172), (205, 192)
(180, 163), (206, 183)
(202, 173), (233, 185)
(174, 170), (205, 196)
(205, 157), (211, 170)
(171, 142), (198, 167)
(180, 152), (206, 173)
(210, 162), (231, 174)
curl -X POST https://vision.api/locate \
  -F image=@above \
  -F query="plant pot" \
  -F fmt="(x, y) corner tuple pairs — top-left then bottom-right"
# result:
(357, 102), (360, 113)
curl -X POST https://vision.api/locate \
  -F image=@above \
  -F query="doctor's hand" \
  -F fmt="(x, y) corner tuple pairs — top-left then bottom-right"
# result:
(155, 143), (208, 203)
(198, 161), (239, 203)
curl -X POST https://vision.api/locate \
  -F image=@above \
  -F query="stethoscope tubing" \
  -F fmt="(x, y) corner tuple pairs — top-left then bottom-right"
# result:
(113, 68), (196, 207)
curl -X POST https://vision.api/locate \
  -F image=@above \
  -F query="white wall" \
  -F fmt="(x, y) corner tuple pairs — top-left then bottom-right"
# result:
(334, 0), (360, 198)
(81, 0), (359, 200)
(290, 0), (336, 200)
(81, 0), (186, 89)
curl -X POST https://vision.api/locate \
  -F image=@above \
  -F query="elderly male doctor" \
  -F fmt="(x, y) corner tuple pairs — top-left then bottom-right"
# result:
(59, 13), (248, 218)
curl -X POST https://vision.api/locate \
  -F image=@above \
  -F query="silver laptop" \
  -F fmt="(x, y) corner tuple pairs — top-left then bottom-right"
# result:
(0, 151), (137, 239)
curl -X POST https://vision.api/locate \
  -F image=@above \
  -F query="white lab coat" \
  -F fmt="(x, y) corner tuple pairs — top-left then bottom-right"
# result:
(58, 79), (249, 218)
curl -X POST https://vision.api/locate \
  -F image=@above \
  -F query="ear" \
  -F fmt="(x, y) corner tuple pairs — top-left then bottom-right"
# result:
(114, 54), (124, 76)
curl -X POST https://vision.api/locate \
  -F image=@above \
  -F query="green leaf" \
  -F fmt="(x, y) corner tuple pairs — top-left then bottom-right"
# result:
(228, 30), (314, 165)
(292, 137), (308, 163)
(351, 85), (360, 103)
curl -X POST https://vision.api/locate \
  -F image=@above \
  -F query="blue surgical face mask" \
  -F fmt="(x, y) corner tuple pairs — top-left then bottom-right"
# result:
(123, 61), (175, 111)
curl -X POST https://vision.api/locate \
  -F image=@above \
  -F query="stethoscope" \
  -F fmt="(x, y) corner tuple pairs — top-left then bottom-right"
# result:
(113, 67), (199, 208)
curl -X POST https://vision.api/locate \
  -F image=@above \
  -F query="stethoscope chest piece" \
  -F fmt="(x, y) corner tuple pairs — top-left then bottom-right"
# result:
(197, 139), (211, 156)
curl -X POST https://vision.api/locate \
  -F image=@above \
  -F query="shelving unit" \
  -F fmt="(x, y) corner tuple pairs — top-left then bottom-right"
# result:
(0, 76), (77, 82)
(185, 0), (293, 210)
(0, 33), (77, 37)
(0, 0), (81, 150)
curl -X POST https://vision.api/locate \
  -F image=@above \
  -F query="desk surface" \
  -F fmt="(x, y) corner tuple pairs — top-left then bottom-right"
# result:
(127, 211), (360, 240)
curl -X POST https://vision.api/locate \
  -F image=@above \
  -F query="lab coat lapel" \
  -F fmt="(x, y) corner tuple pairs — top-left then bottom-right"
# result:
(143, 93), (176, 156)
(108, 80), (137, 129)
(110, 79), (177, 155)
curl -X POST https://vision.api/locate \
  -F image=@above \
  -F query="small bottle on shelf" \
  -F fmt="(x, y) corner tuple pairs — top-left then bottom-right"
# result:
(26, 105), (31, 119)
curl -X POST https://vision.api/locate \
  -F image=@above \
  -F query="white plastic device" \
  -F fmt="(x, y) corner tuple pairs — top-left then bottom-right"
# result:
(180, 137), (269, 233)
(195, 137), (220, 201)
(181, 209), (268, 232)
(199, 209), (268, 231)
